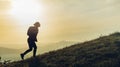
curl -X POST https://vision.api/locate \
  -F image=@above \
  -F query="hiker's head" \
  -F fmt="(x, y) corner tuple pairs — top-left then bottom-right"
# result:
(34, 22), (40, 27)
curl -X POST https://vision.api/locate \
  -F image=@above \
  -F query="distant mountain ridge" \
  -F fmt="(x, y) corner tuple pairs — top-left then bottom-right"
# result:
(38, 40), (77, 54)
(0, 47), (19, 54)
(5, 32), (120, 67)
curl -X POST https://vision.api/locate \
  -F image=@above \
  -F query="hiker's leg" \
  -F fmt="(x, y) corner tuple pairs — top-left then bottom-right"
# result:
(20, 45), (32, 60)
(33, 42), (37, 57)
(23, 47), (32, 55)
(22, 39), (33, 55)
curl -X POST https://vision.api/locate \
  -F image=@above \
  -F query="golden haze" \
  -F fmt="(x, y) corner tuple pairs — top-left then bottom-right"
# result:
(0, 0), (120, 48)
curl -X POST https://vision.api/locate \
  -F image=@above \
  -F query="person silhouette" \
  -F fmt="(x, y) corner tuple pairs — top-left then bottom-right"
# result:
(20, 22), (40, 60)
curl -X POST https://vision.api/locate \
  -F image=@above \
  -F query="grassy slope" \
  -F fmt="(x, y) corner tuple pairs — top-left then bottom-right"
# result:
(6, 32), (120, 67)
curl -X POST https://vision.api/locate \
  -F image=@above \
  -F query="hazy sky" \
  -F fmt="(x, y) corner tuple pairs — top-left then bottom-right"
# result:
(0, 0), (120, 48)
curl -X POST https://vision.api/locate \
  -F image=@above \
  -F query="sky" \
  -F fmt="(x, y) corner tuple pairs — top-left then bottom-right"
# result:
(0, 0), (120, 48)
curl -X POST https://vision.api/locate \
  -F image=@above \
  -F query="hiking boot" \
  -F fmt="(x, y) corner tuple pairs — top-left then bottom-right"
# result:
(20, 54), (24, 60)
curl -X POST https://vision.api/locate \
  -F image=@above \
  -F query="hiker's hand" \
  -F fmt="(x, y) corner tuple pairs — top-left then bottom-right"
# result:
(35, 39), (38, 42)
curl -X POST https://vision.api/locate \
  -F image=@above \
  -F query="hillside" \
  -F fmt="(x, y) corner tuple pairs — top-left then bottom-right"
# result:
(5, 32), (120, 67)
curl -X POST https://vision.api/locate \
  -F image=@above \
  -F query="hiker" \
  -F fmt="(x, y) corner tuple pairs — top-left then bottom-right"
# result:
(20, 22), (40, 60)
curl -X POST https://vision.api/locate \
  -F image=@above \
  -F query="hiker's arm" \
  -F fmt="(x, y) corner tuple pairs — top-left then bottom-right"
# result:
(27, 27), (31, 36)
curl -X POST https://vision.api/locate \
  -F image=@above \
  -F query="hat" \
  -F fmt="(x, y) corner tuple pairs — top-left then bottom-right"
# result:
(34, 22), (40, 27)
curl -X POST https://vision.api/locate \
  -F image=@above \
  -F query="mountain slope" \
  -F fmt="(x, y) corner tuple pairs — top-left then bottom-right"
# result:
(6, 32), (120, 67)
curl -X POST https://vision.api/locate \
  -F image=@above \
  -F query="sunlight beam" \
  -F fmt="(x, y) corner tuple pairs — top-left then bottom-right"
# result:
(10, 0), (43, 26)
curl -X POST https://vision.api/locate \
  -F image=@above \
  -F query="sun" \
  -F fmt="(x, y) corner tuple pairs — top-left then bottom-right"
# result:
(10, 0), (44, 26)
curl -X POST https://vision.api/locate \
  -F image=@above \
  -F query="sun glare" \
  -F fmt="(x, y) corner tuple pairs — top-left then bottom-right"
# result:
(10, 0), (43, 26)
